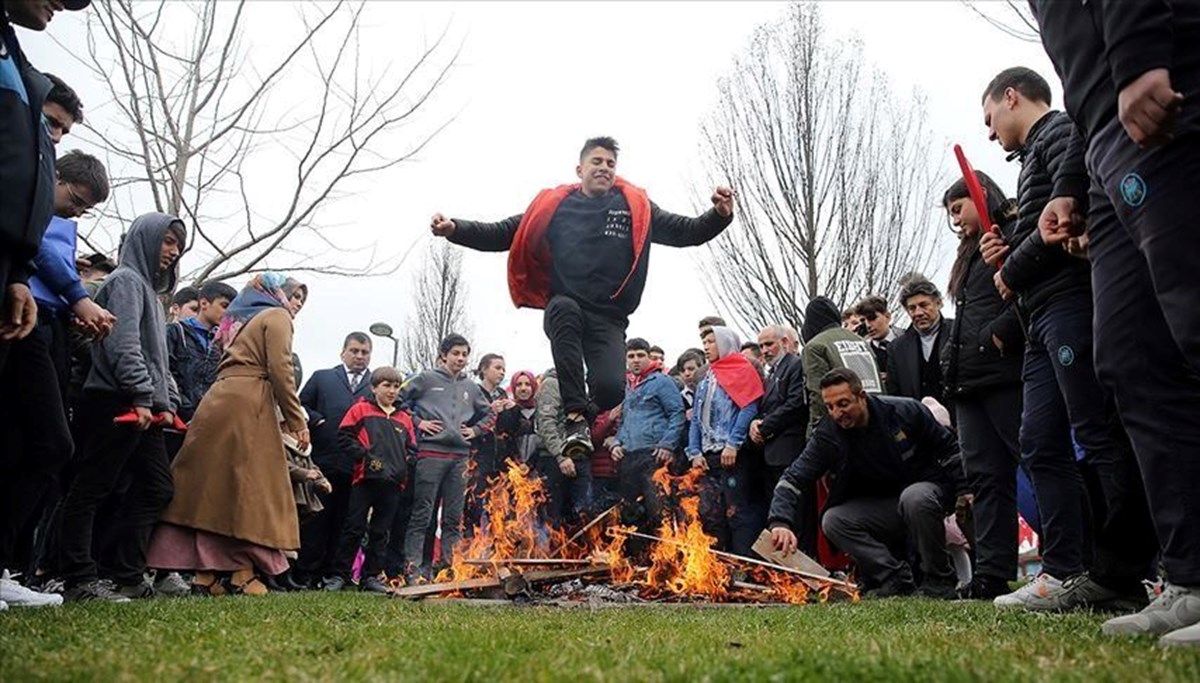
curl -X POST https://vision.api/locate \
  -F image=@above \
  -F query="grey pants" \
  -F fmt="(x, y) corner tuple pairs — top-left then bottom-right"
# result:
(404, 457), (467, 569)
(821, 482), (954, 586)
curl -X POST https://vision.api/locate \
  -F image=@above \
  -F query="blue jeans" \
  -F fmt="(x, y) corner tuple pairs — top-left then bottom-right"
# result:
(1019, 294), (1100, 579)
(698, 450), (763, 556)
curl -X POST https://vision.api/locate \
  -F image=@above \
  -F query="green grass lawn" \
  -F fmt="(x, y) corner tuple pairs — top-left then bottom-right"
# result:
(3, 592), (1199, 681)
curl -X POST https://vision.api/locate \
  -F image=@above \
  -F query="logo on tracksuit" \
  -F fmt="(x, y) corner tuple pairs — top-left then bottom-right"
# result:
(1057, 345), (1076, 367)
(1120, 173), (1147, 207)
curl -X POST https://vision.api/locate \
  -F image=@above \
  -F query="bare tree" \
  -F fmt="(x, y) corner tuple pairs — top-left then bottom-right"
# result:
(700, 3), (945, 333)
(61, 0), (459, 284)
(961, 1), (1040, 42)
(401, 241), (472, 373)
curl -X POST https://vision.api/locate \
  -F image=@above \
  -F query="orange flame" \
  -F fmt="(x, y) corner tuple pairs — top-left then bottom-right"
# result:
(426, 459), (841, 605)
(643, 466), (730, 598)
(436, 459), (552, 582)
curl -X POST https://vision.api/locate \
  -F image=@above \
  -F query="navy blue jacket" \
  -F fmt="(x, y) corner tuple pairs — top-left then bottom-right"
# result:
(768, 395), (965, 530)
(299, 365), (373, 473)
(1, 15), (55, 285)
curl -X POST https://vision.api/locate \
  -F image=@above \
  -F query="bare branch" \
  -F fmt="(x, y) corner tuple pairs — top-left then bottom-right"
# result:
(80, 0), (460, 284)
(701, 2), (946, 333)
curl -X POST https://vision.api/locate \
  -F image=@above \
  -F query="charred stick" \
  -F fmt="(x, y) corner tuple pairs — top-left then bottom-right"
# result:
(554, 503), (621, 557)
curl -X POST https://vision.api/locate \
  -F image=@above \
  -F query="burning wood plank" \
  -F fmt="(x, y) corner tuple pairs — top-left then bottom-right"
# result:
(750, 530), (830, 578)
(610, 528), (857, 591)
(553, 502), (621, 557)
(462, 558), (601, 567)
(391, 577), (504, 599)
(392, 566), (613, 600)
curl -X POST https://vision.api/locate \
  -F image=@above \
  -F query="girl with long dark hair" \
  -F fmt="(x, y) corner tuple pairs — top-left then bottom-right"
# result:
(941, 172), (1028, 599)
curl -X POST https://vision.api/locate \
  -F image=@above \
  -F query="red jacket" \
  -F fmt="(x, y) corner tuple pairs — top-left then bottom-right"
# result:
(507, 176), (651, 309)
(338, 398), (416, 486)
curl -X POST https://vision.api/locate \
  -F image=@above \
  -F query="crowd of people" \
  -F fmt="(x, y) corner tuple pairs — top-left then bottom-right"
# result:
(2, 0), (1199, 651)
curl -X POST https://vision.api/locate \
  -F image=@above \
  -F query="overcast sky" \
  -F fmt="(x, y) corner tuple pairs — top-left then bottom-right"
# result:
(20, 1), (1058, 384)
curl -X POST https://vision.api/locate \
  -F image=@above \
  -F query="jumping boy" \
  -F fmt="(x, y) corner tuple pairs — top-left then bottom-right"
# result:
(430, 137), (734, 459)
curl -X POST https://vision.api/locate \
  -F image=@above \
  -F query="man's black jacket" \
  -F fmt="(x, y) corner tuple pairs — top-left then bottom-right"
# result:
(757, 351), (807, 468)
(299, 366), (374, 474)
(1000, 110), (1091, 317)
(884, 319), (952, 404)
(768, 395), (966, 530)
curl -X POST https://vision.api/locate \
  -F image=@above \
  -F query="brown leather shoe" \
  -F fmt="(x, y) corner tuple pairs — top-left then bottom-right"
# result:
(230, 569), (269, 596)
(191, 571), (227, 597)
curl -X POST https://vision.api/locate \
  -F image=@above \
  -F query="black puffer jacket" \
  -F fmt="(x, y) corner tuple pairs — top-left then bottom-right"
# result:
(942, 223), (1025, 399)
(1000, 110), (1091, 318)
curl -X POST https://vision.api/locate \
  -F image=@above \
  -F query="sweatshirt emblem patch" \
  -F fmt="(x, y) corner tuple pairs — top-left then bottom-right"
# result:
(1057, 345), (1075, 367)
(369, 459), (383, 472)
(1120, 173), (1146, 208)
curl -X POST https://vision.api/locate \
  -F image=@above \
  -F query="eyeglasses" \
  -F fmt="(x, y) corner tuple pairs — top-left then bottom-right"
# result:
(62, 182), (95, 218)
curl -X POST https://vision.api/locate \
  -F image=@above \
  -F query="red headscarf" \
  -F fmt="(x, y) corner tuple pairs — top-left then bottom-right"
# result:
(707, 326), (764, 409)
(509, 370), (539, 409)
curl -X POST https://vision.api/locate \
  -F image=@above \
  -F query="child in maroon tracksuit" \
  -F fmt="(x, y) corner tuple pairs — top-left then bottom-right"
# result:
(326, 367), (414, 593)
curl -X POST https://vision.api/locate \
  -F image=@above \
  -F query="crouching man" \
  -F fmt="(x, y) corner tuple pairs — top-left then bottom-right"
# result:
(768, 368), (966, 599)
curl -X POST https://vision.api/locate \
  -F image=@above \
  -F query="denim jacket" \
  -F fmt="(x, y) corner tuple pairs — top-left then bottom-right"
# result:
(614, 371), (686, 453)
(687, 374), (758, 456)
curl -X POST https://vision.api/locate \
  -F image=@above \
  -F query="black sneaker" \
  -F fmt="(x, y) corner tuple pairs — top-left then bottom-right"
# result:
(917, 577), (959, 600)
(117, 577), (156, 600)
(65, 579), (132, 603)
(864, 576), (915, 600)
(562, 417), (594, 459)
(322, 575), (346, 592)
(957, 574), (1011, 601)
(361, 576), (390, 594)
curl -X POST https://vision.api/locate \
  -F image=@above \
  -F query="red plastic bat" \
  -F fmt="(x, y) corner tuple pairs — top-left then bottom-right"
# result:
(953, 144), (996, 235)
(954, 144), (1003, 268)
(113, 409), (187, 431)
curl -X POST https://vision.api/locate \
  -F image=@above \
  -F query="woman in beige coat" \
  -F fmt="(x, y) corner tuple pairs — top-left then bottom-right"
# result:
(146, 273), (310, 595)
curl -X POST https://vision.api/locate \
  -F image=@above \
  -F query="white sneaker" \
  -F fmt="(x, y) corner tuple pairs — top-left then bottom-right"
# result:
(1103, 583), (1200, 637)
(153, 571), (190, 598)
(1, 599), (8, 611)
(1160, 621), (1200, 648)
(993, 573), (1066, 611)
(0, 571), (64, 608)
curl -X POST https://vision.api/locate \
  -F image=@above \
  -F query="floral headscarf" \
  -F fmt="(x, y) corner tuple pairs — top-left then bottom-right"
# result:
(213, 272), (291, 348)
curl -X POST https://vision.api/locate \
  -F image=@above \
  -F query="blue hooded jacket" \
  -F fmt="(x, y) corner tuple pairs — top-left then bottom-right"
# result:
(29, 216), (90, 314)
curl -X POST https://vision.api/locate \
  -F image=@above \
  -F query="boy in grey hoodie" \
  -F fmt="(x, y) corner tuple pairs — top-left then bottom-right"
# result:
(59, 212), (185, 602)
(401, 334), (494, 579)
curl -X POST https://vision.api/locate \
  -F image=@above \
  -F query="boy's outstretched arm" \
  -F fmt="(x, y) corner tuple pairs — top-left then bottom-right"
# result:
(431, 212), (524, 252)
(649, 186), (736, 247)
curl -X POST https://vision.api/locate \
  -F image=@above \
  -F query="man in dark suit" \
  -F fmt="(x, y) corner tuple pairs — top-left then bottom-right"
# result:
(886, 276), (952, 409)
(294, 331), (374, 587)
(750, 324), (811, 552)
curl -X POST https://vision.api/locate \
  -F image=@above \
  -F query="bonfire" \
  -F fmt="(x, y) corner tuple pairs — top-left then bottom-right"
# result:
(393, 459), (858, 605)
